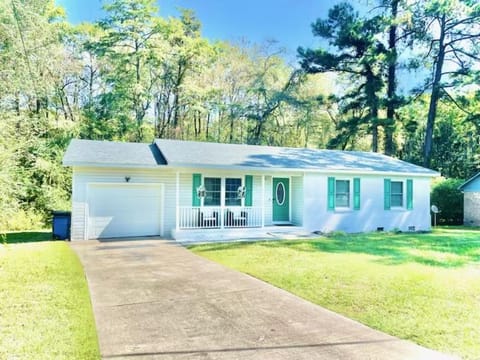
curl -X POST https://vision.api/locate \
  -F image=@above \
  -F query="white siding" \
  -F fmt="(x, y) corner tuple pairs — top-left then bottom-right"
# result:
(71, 167), (176, 240)
(70, 166), (432, 240)
(291, 176), (303, 225)
(303, 173), (432, 233)
(71, 168), (302, 240)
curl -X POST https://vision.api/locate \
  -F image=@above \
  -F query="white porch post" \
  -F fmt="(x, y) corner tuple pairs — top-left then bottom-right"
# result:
(175, 172), (180, 231)
(261, 175), (265, 228)
(220, 178), (225, 229)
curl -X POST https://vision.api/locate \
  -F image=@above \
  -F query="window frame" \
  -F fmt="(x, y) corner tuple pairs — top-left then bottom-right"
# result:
(203, 177), (222, 207)
(201, 176), (244, 207)
(225, 177), (243, 207)
(390, 180), (404, 208)
(335, 179), (351, 209)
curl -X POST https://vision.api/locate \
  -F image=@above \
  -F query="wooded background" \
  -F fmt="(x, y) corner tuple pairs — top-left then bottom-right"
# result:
(1, 0), (478, 229)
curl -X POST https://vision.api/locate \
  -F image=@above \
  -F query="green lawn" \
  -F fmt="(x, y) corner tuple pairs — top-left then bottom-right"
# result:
(0, 237), (100, 359)
(190, 227), (480, 359)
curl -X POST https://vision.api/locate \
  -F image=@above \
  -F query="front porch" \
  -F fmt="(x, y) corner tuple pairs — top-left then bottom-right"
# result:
(173, 225), (313, 243)
(173, 172), (304, 241)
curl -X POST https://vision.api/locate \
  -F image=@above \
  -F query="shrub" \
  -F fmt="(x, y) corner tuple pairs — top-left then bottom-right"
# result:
(430, 178), (464, 225)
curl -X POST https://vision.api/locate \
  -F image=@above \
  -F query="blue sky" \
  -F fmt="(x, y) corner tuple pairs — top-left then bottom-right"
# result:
(56, 0), (339, 61)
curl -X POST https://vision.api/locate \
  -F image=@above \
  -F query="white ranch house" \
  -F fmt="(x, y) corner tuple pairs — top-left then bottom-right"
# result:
(63, 139), (439, 241)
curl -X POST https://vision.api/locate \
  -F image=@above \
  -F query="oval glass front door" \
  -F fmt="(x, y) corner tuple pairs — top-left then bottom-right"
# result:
(276, 182), (285, 206)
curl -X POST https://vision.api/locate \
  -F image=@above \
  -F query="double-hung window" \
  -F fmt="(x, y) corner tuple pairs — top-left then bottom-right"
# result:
(335, 180), (350, 208)
(328, 177), (360, 211)
(203, 177), (242, 206)
(225, 178), (242, 206)
(384, 179), (413, 210)
(390, 181), (403, 207)
(204, 177), (221, 206)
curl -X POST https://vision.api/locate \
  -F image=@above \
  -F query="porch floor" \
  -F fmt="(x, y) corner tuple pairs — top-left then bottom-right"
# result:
(173, 225), (317, 244)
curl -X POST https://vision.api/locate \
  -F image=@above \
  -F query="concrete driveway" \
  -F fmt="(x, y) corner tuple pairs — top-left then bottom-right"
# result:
(71, 239), (453, 360)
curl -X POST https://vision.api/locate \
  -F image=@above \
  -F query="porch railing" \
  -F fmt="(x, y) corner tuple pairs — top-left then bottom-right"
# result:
(178, 206), (262, 230)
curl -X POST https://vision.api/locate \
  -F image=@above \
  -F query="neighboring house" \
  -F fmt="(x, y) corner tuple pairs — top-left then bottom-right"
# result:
(63, 139), (439, 241)
(459, 174), (480, 226)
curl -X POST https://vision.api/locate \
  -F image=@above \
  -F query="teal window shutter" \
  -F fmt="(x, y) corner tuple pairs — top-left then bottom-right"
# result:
(353, 178), (361, 210)
(245, 175), (253, 206)
(192, 174), (201, 206)
(406, 179), (413, 210)
(327, 177), (335, 211)
(384, 178), (391, 210)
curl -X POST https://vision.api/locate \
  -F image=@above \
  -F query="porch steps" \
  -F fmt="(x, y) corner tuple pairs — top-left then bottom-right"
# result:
(174, 226), (317, 244)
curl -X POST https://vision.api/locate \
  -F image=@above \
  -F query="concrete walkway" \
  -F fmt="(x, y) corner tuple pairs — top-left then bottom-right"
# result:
(71, 239), (454, 360)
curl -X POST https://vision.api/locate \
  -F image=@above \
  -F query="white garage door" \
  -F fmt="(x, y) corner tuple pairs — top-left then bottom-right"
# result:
(87, 183), (162, 239)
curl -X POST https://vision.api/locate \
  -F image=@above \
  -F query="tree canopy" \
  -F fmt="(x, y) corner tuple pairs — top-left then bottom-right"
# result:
(1, 0), (479, 229)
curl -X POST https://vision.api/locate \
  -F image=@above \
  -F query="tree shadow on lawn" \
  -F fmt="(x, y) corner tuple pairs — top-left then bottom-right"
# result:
(192, 229), (480, 268)
(2, 231), (53, 244)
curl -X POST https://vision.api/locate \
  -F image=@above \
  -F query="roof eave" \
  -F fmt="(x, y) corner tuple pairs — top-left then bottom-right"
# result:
(166, 162), (440, 177)
(458, 173), (480, 191)
(63, 161), (163, 169)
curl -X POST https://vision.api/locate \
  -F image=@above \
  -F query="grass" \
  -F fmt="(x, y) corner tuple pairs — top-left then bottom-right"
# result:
(189, 227), (480, 359)
(0, 238), (100, 359)
(1, 230), (52, 243)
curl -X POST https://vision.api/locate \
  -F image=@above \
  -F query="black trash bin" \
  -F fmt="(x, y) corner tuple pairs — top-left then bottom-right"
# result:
(52, 211), (71, 240)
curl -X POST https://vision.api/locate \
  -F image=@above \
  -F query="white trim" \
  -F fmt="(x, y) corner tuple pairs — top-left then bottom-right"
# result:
(175, 172), (180, 231)
(261, 175), (265, 228)
(390, 180), (406, 210)
(64, 161), (160, 169)
(67, 163), (439, 178)
(275, 182), (286, 206)
(334, 178), (353, 210)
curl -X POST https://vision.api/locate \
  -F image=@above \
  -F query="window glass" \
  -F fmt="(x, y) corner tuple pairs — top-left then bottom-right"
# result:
(204, 177), (221, 206)
(276, 182), (285, 205)
(225, 178), (242, 206)
(336, 180), (350, 208)
(391, 181), (403, 207)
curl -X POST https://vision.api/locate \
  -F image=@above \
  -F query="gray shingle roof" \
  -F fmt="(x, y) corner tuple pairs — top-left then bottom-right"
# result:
(154, 139), (438, 176)
(63, 139), (166, 167)
(63, 138), (439, 176)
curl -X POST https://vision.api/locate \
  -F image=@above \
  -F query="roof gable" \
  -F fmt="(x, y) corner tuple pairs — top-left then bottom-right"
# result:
(459, 173), (480, 191)
(63, 139), (166, 168)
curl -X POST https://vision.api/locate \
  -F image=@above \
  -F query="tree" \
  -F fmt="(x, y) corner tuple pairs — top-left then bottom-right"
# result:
(89, 0), (163, 140)
(411, 0), (480, 167)
(298, 2), (386, 152)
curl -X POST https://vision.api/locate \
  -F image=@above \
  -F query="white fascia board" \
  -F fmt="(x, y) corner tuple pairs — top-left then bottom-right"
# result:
(167, 163), (440, 178)
(63, 161), (162, 169)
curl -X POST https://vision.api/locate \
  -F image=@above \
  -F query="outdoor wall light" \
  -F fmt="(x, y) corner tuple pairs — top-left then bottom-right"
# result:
(197, 185), (206, 198)
(125, 176), (131, 183)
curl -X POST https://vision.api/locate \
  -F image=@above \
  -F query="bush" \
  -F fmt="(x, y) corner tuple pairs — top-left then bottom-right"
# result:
(430, 178), (464, 225)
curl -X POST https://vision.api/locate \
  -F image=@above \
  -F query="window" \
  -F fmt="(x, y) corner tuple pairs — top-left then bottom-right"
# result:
(225, 178), (242, 206)
(335, 180), (350, 208)
(391, 181), (403, 207)
(204, 177), (221, 206)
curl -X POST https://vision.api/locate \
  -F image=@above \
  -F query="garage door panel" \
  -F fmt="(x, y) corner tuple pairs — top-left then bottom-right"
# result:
(88, 184), (162, 239)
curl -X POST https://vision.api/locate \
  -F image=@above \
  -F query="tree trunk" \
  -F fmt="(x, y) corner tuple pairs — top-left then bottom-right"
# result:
(424, 15), (447, 167)
(365, 66), (379, 152)
(385, 0), (398, 155)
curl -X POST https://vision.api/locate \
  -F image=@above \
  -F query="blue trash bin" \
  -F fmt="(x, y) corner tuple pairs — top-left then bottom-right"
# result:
(52, 211), (71, 240)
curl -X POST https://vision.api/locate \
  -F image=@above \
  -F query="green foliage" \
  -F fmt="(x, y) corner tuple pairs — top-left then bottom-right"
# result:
(2, 0), (480, 231)
(431, 178), (464, 225)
